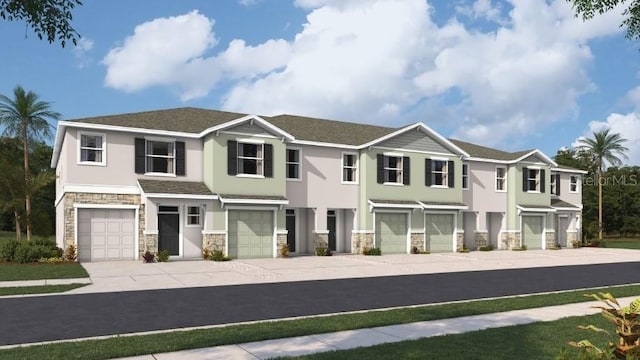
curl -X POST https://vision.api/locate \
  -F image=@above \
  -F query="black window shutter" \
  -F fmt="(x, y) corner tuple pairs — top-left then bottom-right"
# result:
(135, 138), (145, 174)
(227, 140), (237, 175)
(556, 174), (561, 195)
(447, 160), (455, 188)
(175, 141), (185, 176)
(540, 169), (546, 193)
(377, 154), (384, 184)
(425, 159), (432, 186)
(402, 157), (410, 185)
(522, 167), (528, 192)
(264, 144), (273, 178)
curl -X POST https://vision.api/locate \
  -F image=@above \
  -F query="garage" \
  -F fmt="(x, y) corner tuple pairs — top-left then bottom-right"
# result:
(375, 213), (407, 254)
(426, 214), (454, 253)
(522, 215), (543, 249)
(228, 210), (274, 258)
(77, 208), (136, 262)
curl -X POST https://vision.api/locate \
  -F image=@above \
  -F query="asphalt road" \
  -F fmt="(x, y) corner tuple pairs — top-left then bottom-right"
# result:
(2, 262), (640, 346)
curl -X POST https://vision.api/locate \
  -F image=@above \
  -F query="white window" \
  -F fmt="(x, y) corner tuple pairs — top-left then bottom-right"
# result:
(342, 153), (358, 183)
(238, 142), (263, 176)
(550, 174), (559, 195)
(187, 206), (201, 226)
(462, 164), (469, 190)
(432, 160), (448, 187)
(286, 149), (300, 180)
(146, 140), (174, 174)
(78, 133), (105, 165)
(527, 168), (541, 192)
(384, 156), (403, 184)
(496, 167), (507, 191)
(570, 175), (579, 193)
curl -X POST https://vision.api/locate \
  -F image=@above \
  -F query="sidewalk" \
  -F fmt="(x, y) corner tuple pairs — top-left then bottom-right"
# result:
(0, 277), (91, 288)
(117, 296), (632, 359)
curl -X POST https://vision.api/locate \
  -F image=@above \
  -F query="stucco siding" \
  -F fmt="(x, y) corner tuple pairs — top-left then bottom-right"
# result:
(557, 172), (582, 206)
(465, 161), (507, 213)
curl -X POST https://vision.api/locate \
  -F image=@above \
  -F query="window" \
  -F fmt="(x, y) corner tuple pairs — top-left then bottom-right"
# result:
(462, 164), (469, 189)
(187, 206), (201, 226)
(570, 175), (579, 193)
(496, 167), (507, 191)
(550, 174), (559, 195)
(79, 133), (105, 165)
(384, 156), (403, 184)
(426, 159), (453, 188)
(286, 149), (300, 180)
(146, 140), (174, 174)
(342, 153), (358, 183)
(522, 167), (545, 193)
(432, 160), (448, 186)
(238, 142), (263, 176)
(377, 154), (409, 185)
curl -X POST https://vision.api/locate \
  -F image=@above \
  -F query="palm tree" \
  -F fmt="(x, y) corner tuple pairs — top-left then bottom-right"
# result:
(0, 86), (60, 241)
(576, 128), (629, 240)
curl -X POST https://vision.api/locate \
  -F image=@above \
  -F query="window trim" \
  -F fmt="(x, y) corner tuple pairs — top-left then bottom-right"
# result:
(186, 206), (202, 227)
(237, 141), (264, 177)
(462, 163), (469, 190)
(77, 131), (106, 166)
(145, 139), (176, 176)
(526, 168), (541, 193)
(570, 175), (579, 193)
(341, 151), (359, 184)
(382, 154), (404, 185)
(495, 166), (507, 192)
(431, 159), (448, 188)
(286, 147), (301, 181)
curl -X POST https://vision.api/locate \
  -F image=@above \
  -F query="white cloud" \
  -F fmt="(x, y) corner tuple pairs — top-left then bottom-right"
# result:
(573, 113), (640, 166)
(238, 0), (260, 6)
(456, 0), (506, 24)
(72, 37), (94, 69)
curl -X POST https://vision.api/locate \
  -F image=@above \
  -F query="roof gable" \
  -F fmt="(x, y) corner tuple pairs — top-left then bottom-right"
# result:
(376, 127), (452, 154)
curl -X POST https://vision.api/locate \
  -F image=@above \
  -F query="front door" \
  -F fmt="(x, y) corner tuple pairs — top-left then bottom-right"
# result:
(327, 210), (337, 251)
(158, 206), (180, 256)
(286, 209), (296, 252)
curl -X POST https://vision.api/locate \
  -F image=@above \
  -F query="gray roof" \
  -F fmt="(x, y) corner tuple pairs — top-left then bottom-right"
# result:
(551, 199), (580, 209)
(71, 107), (248, 134)
(449, 139), (532, 161)
(266, 114), (395, 146)
(517, 204), (555, 210)
(138, 179), (214, 195)
(420, 201), (468, 207)
(218, 194), (288, 201)
(552, 164), (585, 172)
(369, 199), (421, 205)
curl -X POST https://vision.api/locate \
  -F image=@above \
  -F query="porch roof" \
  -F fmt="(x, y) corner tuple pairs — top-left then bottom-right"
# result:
(551, 199), (582, 210)
(218, 194), (289, 206)
(137, 180), (217, 199)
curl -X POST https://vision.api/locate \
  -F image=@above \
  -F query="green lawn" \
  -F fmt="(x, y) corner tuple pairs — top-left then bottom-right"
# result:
(0, 262), (88, 281)
(288, 314), (610, 360)
(0, 284), (637, 360)
(0, 284), (87, 296)
(604, 237), (640, 249)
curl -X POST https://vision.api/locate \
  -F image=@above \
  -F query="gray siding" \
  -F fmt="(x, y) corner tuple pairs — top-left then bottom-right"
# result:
(378, 130), (451, 154)
(226, 122), (272, 136)
(522, 154), (545, 163)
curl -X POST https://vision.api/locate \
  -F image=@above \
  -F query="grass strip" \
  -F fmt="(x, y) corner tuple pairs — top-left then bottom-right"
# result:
(0, 284), (638, 359)
(0, 284), (87, 296)
(0, 263), (88, 281)
(288, 314), (610, 360)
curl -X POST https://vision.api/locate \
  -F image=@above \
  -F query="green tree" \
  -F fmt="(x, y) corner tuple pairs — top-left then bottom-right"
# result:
(0, 0), (82, 47)
(567, 0), (640, 40)
(0, 86), (60, 241)
(576, 128), (629, 240)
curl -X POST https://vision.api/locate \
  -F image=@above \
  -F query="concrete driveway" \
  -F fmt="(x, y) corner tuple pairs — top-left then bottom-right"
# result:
(70, 248), (640, 294)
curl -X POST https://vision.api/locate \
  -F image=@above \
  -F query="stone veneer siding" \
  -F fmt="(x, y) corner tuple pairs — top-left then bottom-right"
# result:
(63, 192), (144, 257)
(500, 231), (520, 250)
(202, 233), (226, 255)
(474, 231), (488, 248)
(410, 232), (425, 253)
(456, 231), (464, 252)
(351, 232), (374, 254)
(312, 231), (329, 252)
(276, 232), (288, 258)
(567, 231), (579, 248)
(545, 231), (556, 249)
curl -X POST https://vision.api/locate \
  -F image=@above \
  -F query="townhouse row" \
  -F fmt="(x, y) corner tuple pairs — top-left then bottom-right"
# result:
(50, 107), (585, 261)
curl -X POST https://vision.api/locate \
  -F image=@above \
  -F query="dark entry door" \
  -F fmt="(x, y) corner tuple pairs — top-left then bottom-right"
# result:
(286, 209), (296, 252)
(327, 210), (336, 251)
(158, 210), (179, 256)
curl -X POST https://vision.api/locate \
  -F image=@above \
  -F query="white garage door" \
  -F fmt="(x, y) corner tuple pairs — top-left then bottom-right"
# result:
(426, 214), (454, 253)
(77, 209), (136, 262)
(522, 216), (543, 249)
(228, 210), (274, 259)
(375, 213), (407, 254)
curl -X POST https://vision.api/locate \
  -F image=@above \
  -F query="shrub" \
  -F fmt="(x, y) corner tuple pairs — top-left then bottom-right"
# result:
(0, 240), (19, 262)
(459, 246), (470, 253)
(2, 240), (63, 263)
(142, 251), (155, 263)
(65, 244), (77, 262)
(202, 248), (212, 260)
(411, 246), (419, 254)
(315, 247), (332, 256)
(211, 250), (231, 262)
(571, 240), (583, 249)
(479, 244), (494, 251)
(157, 249), (170, 262)
(513, 245), (527, 251)
(567, 293), (640, 359)
(37, 257), (65, 263)
(363, 247), (381, 256)
(279, 244), (290, 258)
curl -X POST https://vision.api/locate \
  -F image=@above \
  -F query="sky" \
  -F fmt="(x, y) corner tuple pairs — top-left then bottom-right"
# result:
(1, 0), (640, 164)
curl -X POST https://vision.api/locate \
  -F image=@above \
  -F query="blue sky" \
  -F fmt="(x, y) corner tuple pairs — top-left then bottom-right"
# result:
(1, 0), (639, 164)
